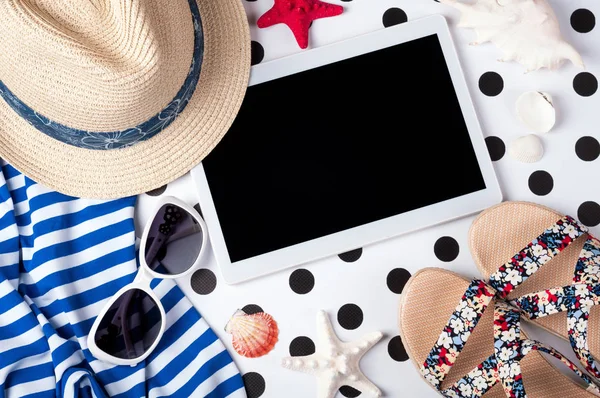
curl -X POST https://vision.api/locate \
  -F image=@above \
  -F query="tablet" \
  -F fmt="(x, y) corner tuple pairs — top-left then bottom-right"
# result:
(191, 15), (502, 284)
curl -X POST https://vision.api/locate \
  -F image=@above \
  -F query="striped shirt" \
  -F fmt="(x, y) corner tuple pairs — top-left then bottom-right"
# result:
(0, 162), (246, 398)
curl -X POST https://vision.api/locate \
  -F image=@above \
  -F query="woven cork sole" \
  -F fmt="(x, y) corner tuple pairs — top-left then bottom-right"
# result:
(398, 268), (596, 397)
(469, 201), (600, 366)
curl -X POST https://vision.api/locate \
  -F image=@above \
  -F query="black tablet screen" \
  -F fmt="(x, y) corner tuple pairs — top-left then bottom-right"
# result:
(202, 34), (486, 262)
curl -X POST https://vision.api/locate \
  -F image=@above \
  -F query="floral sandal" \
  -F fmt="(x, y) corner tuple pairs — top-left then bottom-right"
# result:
(470, 201), (600, 380)
(399, 268), (600, 397)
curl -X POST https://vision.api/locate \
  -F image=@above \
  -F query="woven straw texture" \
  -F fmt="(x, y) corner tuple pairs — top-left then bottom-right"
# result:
(0, 0), (250, 198)
(470, 201), (600, 367)
(398, 268), (595, 397)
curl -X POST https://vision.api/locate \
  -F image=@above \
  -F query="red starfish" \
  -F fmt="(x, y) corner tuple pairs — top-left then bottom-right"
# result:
(257, 0), (343, 49)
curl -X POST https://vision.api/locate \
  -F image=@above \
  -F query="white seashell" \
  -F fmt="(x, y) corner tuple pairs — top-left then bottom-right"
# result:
(509, 134), (544, 163)
(440, 0), (584, 72)
(516, 91), (556, 133)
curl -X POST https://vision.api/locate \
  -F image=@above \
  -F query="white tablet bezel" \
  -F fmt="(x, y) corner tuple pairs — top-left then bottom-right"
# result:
(191, 15), (502, 284)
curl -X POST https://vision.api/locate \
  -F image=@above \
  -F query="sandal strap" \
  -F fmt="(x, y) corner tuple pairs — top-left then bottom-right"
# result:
(574, 235), (600, 284)
(420, 280), (497, 389)
(513, 284), (600, 380)
(489, 216), (587, 299)
(494, 302), (600, 398)
(522, 343), (600, 397)
(511, 235), (600, 379)
(512, 284), (597, 320)
(442, 354), (499, 397)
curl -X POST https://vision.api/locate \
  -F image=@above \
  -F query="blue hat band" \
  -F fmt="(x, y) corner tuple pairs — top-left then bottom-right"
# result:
(0, 0), (204, 151)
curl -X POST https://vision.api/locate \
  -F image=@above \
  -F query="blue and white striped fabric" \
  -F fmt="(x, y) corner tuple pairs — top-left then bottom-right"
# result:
(0, 161), (246, 398)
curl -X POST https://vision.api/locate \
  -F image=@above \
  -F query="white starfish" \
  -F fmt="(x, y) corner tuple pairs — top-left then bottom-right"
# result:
(281, 310), (383, 398)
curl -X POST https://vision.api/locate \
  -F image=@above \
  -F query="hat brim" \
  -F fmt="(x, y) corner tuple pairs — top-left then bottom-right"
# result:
(0, 0), (250, 199)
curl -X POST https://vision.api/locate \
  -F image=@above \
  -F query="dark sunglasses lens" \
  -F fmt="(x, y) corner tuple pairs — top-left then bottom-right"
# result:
(144, 204), (203, 276)
(94, 289), (162, 360)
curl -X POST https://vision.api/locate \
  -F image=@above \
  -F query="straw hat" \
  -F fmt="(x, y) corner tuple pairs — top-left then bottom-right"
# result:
(0, 0), (250, 198)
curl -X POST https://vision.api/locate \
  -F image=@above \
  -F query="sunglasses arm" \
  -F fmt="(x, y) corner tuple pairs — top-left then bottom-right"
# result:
(166, 223), (202, 245)
(144, 235), (168, 267)
(110, 268), (154, 359)
(144, 224), (203, 266)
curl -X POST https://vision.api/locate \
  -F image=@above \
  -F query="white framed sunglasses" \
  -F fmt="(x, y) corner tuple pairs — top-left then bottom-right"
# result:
(88, 196), (208, 366)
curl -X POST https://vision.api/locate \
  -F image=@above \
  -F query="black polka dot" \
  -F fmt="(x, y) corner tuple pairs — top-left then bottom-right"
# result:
(339, 386), (362, 397)
(574, 72), (598, 97)
(388, 336), (409, 362)
(337, 304), (363, 330)
(575, 136), (600, 161)
(571, 9), (596, 33)
(338, 248), (363, 263)
(193, 203), (203, 217)
(485, 136), (506, 161)
(146, 184), (167, 196)
(578, 201), (600, 227)
(243, 372), (266, 398)
(528, 170), (554, 196)
(479, 72), (504, 97)
(289, 336), (316, 356)
(251, 41), (264, 65)
(289, 269), (315, 294)
(382, 8), (408, 27)
(386, 268), (411, 294)
(434, 236), (459, 262)
(190, 269), (217, 295)
(242, 304), (264, 315)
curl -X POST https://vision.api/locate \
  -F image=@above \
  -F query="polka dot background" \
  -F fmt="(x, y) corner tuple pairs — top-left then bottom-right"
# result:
(133, 1), (600, 396)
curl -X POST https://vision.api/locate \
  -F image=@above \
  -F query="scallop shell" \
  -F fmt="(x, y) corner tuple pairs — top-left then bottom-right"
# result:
(225, 309), (278, 358)
(509, 134), (544, 163)
(516, 91), (556, 133)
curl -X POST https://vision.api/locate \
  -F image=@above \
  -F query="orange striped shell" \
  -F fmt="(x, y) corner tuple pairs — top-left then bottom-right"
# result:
(225, 310), (279, 358)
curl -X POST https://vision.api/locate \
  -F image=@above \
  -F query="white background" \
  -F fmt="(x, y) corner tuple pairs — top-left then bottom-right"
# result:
(135, 0), (600, 396)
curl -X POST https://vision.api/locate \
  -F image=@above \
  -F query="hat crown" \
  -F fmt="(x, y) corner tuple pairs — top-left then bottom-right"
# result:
(0, 0), (195, 132)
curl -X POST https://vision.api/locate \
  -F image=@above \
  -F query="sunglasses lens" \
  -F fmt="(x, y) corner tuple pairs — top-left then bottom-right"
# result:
(144, 204), (203, 276)
(94, 289), (162, 360)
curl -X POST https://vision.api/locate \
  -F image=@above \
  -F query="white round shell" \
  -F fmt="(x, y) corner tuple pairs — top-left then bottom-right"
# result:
(509, 134), (544, 163)
(516, 91), (556, 133)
